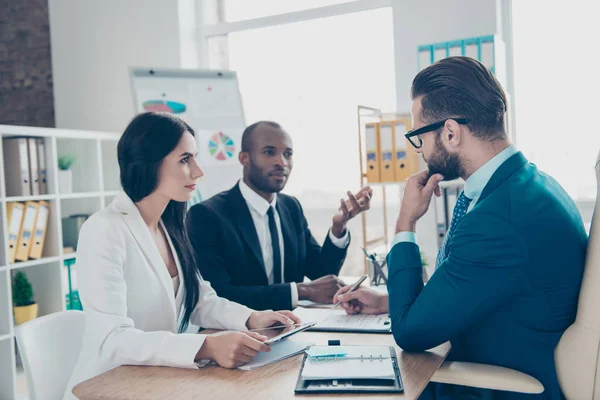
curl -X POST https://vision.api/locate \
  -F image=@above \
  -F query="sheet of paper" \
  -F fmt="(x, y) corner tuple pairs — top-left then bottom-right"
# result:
(301, 346), (395, 380)
(238, 340), (312, 371)
(293, 307), (390, 331)
(297, 300), (335, 309)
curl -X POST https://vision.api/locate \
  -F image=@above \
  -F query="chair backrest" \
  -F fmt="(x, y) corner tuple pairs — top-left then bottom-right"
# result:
(15, 310), (85, 400)
(555, 150), (600, 399)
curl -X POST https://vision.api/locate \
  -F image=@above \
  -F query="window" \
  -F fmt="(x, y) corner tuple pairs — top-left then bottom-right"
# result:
(212, 8), (396, 196)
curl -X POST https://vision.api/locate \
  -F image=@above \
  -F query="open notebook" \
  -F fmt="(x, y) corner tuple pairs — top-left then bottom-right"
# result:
(293, 307), (391, 333)
(295, 345), (402, 394)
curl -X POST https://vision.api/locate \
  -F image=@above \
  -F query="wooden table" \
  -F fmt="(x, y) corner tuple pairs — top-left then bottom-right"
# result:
(73, 331), (450, 400)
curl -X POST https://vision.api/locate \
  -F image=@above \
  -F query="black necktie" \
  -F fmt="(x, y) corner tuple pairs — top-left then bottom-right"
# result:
(267, 206), (282, 284)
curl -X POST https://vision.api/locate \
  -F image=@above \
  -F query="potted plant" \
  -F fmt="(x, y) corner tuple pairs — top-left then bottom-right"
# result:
(12, 271), (38, 325)
(58, 154), (76, 194)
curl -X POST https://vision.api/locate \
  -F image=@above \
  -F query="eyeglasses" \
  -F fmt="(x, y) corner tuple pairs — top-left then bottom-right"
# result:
(404, 118), (470, 149)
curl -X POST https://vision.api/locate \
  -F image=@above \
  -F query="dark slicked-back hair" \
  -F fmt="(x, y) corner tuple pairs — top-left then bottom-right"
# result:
(241, 121), (282, 152)
(411, 56), (508, 141)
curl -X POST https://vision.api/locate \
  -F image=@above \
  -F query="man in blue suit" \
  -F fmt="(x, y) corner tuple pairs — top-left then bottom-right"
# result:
(334, 56), (587, 399)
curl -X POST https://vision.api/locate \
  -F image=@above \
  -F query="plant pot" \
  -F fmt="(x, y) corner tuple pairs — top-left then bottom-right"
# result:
(58, 169), (73, 194)
(13, 303), (38, 325)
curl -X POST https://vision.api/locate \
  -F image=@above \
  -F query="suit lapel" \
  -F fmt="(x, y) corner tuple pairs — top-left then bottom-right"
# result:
(161, 220), (185, 323)
(228, 184), (268, 280)
(113, 192), (177, 316)
(276, 200), (297, 282)
(478, 151), (529, 204)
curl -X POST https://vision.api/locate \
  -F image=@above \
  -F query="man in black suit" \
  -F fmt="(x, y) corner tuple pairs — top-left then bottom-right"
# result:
(187, 121), (372, 311)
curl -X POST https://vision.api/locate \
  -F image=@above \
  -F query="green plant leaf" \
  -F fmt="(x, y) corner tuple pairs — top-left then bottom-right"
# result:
(12, 271), (35, 306)
(58, 154), (76, 170)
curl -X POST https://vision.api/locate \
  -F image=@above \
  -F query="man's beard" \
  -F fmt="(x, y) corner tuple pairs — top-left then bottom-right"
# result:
(425, 134), (463, 181)
(248, 163), (287, 193)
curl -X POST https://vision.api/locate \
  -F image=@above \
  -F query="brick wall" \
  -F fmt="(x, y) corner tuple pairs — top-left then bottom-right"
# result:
(0, 0), (55, 127)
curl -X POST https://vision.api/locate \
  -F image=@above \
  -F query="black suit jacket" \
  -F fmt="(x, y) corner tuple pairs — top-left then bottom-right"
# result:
(186, 183), (349, 310)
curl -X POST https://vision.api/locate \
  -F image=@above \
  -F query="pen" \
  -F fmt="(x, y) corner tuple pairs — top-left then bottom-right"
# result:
(334, 274), (368, 308)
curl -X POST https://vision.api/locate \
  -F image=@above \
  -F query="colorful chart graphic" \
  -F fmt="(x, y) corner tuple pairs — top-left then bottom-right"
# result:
(208, 132), (235, 161)
(142, 93), (186, 114)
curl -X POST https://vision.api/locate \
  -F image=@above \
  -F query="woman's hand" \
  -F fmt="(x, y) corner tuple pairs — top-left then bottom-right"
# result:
(246, 310), (301, 330)
(195, 331), (271, 368)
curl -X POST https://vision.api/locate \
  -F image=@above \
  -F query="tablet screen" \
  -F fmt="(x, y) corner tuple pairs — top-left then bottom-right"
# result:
(260, 322), (316, 345)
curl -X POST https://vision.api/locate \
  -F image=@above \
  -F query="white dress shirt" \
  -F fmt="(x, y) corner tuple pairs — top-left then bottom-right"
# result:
(238, 180), (349, 307)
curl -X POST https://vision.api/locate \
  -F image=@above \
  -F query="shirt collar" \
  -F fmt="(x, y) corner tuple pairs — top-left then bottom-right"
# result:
(239, 179), (277, 217)
(464, 144), (518, 201)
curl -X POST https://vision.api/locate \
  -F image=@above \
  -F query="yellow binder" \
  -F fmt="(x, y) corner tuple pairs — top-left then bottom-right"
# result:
(392, 119), (418, 182)
(15, 201), (40, 262)
(29, 201), (50, 259)
(7, 202), (25, 264)
(365, 122), (381, 183)
(379, 122), (395, 182)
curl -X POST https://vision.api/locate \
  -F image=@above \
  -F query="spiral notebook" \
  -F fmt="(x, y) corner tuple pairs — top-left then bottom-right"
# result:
(295, 345), (402, 394)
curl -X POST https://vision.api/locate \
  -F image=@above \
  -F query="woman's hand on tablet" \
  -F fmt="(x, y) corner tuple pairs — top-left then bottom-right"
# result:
(196, 331), (271, 368)
(245, 310), (301, 330)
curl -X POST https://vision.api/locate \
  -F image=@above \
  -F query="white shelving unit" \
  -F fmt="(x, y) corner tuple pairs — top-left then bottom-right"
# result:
(0, 124), (120, 400)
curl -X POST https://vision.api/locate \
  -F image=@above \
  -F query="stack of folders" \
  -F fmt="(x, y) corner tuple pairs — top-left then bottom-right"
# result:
(364, 119), (419, 184)
(3, 137), (49, 196)
(6, 201), (50, 263)
(295, 345), (403, 394)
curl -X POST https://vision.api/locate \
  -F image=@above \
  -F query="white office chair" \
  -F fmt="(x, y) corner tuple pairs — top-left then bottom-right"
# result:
(15, 310), (85, 400)
(430, 149), (600, 398)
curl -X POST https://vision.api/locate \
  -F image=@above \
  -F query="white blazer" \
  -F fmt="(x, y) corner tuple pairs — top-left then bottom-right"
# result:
(64, 192), (254, 400)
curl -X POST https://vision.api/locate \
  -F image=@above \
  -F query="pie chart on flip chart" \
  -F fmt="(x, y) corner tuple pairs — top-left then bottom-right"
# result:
(142, 95), (187, 114)
(208, 132), (236, 161)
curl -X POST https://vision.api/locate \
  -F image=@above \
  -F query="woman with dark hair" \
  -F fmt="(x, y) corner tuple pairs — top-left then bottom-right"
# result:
(64, 112), (300, 399)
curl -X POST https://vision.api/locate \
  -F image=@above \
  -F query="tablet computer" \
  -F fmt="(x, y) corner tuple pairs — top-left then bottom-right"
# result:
(258, 322), (316, 345)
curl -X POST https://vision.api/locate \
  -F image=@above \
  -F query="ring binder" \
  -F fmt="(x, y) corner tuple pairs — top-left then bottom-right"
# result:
(309, 354), (390, 362)
(295, 345), (403, 394)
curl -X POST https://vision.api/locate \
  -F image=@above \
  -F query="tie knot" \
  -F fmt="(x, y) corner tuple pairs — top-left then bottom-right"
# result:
(457, 191), (472, 205)
(267, 206), (275, 217)
(458, 190), (471, 201)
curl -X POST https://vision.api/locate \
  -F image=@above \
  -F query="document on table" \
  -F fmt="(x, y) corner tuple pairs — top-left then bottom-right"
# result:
(293, 307), (391, 333)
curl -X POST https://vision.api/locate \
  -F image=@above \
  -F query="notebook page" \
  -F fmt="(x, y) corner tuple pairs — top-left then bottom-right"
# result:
(293, 307), (390, 331)
(302, 346), (395, 380)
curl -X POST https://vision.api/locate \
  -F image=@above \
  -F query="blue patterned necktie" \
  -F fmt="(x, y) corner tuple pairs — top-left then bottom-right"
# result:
(435, 191), (472, 269)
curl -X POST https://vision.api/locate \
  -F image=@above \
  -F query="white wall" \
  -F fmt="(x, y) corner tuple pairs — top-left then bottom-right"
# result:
(391, 0), (500, 263)
(48, 0), (187, 132)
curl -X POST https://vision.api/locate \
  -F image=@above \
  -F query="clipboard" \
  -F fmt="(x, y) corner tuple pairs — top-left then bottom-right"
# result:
(294, 345), (403, 394)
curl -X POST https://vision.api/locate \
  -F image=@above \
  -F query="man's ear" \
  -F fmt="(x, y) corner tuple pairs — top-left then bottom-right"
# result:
(239, 151), (249, 167)
(443, 119), (462, 148)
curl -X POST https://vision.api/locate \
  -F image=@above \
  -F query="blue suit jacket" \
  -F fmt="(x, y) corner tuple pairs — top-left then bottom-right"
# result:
(387, 152), (587, 399)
